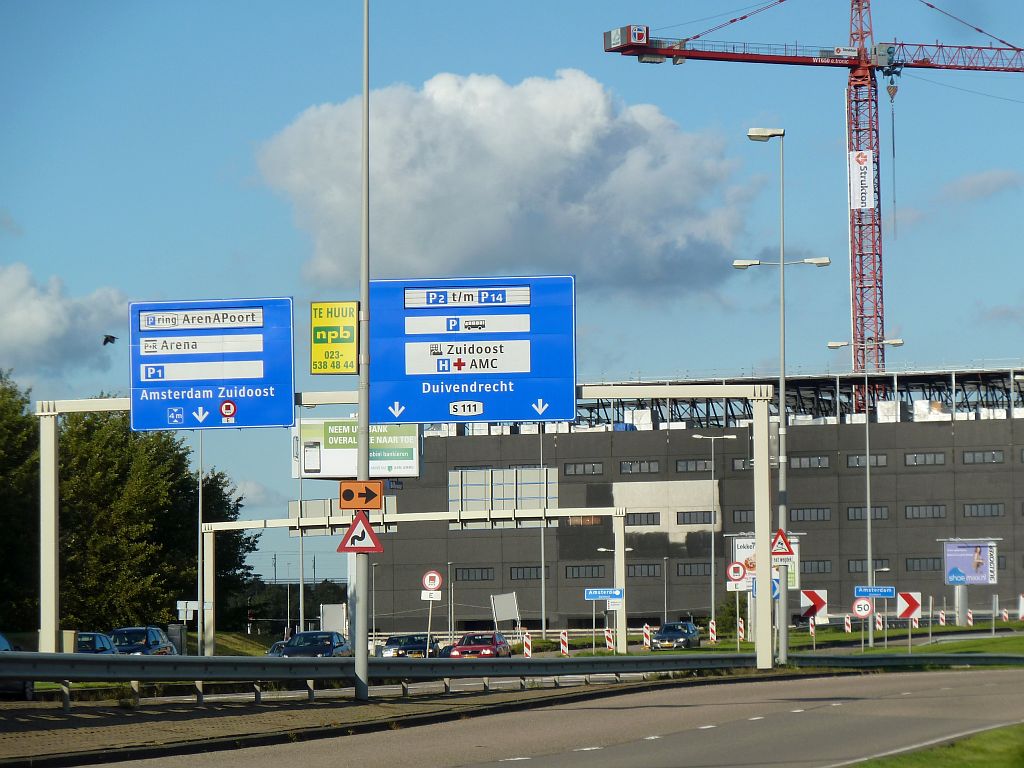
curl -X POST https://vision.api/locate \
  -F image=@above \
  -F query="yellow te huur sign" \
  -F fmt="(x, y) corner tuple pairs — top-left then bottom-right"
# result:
(310, 301), (358, 374)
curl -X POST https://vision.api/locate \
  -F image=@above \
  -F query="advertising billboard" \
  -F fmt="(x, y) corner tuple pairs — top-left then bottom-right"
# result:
(943, 540), (998, 585)
(291, 417), (420, 478)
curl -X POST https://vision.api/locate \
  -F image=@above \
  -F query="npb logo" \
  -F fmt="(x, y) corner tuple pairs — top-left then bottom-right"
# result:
(312, 325), (354, 345)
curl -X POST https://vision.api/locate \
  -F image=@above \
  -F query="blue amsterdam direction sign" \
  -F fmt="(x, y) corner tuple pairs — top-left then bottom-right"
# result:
(854, 585), (897, 599)
(369, 276), (576, 424)
(129, 297), (295, 431)
(584, 587), (624, 601)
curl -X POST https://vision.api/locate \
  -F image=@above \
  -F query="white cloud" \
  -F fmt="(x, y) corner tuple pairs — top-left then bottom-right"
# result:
(937, 169), (1023, 203)
(235, 479), (289, 514)
(0, 263), (124, 377)
(258, 69), (747, 297)
(0, 209), (23, 237)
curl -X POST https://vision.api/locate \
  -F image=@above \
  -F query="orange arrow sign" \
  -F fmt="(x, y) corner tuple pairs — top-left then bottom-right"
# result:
(338, 480), (383, 510)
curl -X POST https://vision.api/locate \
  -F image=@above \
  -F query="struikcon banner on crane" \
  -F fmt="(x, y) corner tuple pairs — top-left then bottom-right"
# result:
(848, 150), (876, 210)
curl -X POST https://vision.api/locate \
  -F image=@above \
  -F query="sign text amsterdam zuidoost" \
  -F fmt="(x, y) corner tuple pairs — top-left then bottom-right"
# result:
(129, 298), (295, 432)
(292, 417), (419, 478)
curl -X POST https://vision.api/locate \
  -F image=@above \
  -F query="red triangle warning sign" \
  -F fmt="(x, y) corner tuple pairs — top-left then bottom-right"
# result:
(771, 528), (795, 557)
(337, 510), (384, 553)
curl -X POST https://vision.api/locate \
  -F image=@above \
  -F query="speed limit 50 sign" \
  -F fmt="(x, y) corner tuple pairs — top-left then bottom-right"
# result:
(851, 597), (873, 618)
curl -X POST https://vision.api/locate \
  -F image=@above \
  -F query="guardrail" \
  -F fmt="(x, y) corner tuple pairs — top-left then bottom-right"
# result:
(2, 651), (1022, 708)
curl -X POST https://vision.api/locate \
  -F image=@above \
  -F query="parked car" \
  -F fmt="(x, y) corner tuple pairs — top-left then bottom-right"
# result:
(111, 626), (178, 655)
(279, 631), (352, 658)
(0, 632), (34, 701)
(448, 632), (512, 658)
(266, 640), (286, 657)
(650, 621), (701, 650)
(378, 633), (440, 658)
(75, 632), (117, 654)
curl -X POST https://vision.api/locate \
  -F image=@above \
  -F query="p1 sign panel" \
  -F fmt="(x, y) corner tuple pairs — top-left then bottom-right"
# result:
(129, 297), (294, 431)
(369, 276), (576, 423)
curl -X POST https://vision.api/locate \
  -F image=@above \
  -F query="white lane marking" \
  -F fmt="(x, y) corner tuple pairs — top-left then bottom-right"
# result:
(748, 716), (765, 721)
(499, 759), (532, 763)
(644, 736), (661, 741)
(791, 709), (805, 713)
(831, 703), (842, 707)
(902, 692), (912, 696)
(699, 725), (717, 730)
(573, 747), (603, 752)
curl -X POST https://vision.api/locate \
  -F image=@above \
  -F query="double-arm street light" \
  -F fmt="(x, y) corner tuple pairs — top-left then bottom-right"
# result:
(734, 126), (831, 664)
(692, 434), (736, 626)
(828, 338), (905, 647)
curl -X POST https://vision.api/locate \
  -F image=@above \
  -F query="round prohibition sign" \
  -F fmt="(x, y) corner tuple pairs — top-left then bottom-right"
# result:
(219, 400), (237, 418)
(851, 597), (873, 618)
(726, 561), (747, 582)
(422, 570), (443, 590)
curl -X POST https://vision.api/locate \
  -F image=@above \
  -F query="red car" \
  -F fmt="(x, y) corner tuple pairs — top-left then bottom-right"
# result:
(449, 632), (513, 658)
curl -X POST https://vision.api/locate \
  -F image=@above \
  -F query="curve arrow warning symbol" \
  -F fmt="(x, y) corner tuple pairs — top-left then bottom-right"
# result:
(337, 510), (383, 553)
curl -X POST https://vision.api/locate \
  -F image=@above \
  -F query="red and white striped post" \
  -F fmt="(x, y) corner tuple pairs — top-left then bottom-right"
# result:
(709, 619), (717, 644)
(809, 616), (816, 637)
(967, 609), (974, 627)
(939, 610), (946, 626)
(523, 631), (532, 658)
(642, 623), (651, 648)
(559, 629), (569, 656)
(844, 614), (852, 633)
(912, 617), (919, 629)
(604, 627), (614, 652)
(875, 614), (883, 632)
(1002, 609), (1009, 623)
(737, 618), (745, 641)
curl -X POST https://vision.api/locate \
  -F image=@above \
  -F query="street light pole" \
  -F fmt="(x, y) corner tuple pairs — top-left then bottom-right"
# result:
(735, 126), (830, 665)
(662, 556), (668, 625)
(828, 338), (904, 647)
(692, 433), (736, 627)
(370, 562), (379, 651)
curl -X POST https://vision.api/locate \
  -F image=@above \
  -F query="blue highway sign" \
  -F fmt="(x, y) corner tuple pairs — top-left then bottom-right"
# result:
(584, 587), (624, 601)
(854, 585), (896, 599)
(752, 577), (781, 600)
(129, 297), (295, 431)
(369, 276), (576, 424)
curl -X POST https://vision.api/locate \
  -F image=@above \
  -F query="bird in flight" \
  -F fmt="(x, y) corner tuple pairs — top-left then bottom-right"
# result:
(102, 335), (118, 345)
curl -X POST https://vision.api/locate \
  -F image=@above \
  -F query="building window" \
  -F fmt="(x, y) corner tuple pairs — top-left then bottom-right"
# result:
(510, 566), (549, 580)
(678, 562), (711, 577)
(628, 563), (662, 578)
(904, 452), (945, 466)
(566, 516), (602, 526)
(848, 558), (890, 573)
(620, 459), (660, 474)
(732, 458), (753, 471)
(676, 459), (711, 473)
(733, 509), (754, 524)
(847, 506), (889, 521)
(455, 567), (494, 581)
(790, 455), (829, 469)
(791, 507), (831, 522)
(905, 505), (946, 519)
(905, 558), (942, 572)
(626, 512), (660, 526)
(677, 511), (713, 525)
(847, 454), (887, 468)
(801, 560), (833, 574)
(964, 503), (1004, 518)
(963, 450), (1004, 465)
(566, 565), (605, 579)
(565, 462), (603, 476)
(999, 556), (1006, 570)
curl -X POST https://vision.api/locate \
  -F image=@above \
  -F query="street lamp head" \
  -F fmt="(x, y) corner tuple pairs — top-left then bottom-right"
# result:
(732, 259), (761, 269)
(692, 434), (737, 440)
(803, 257), (831, 267)
(883, 338), (904, 347)
(827, 341), (849, 350)
(597, 547), (633, 552)
(747, 127), (785, 141)
(874, 566), (891, 574)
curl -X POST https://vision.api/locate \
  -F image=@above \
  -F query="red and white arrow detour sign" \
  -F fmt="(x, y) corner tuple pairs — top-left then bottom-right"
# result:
(800, 589), (828, 620)
(897, 591), (922, 620)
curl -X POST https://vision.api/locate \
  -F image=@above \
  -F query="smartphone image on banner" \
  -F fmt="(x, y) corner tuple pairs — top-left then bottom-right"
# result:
(303, 441), (322, 474)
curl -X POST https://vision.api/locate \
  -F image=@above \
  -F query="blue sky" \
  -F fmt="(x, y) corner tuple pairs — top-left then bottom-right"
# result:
(3, 1), (1022, 582)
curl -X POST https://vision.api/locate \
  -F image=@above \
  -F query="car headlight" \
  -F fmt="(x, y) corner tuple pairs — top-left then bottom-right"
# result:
(450, 649), (461, 657)
(481, 648), (493, 655)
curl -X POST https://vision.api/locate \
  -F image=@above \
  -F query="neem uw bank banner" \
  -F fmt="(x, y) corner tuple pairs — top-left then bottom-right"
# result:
(291, 418), (419, 479)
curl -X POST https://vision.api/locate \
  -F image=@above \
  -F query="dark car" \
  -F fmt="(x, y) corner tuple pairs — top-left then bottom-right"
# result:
(279, 631), (352, 658)
(266, 640), (286, 657)
(449, 632), (512, 658)
(650, 621), (701, 650)
(378, 633), (440, 658)
(0, 632), (34, 700)
(75, 632), (117, 654)
(111, 626), (178, 655)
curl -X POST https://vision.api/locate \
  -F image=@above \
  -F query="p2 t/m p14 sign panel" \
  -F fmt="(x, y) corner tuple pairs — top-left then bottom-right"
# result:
(129, 297), (295, 431)
(369, 276), (576, 424)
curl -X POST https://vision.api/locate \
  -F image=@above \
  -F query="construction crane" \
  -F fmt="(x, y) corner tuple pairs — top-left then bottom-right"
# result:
(605, 1), (1023, 373)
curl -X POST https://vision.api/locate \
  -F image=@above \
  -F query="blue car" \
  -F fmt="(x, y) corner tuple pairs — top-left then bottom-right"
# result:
(76, 632), (117, 654)
(0, 632), (34, 700)
(111, 626), (178, 655)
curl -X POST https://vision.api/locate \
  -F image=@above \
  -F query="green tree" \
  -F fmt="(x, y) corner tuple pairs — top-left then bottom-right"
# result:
(0, 371), (39, 630)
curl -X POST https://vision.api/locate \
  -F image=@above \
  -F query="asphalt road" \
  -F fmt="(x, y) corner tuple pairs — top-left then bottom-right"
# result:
(88, 669), (1024, 768)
